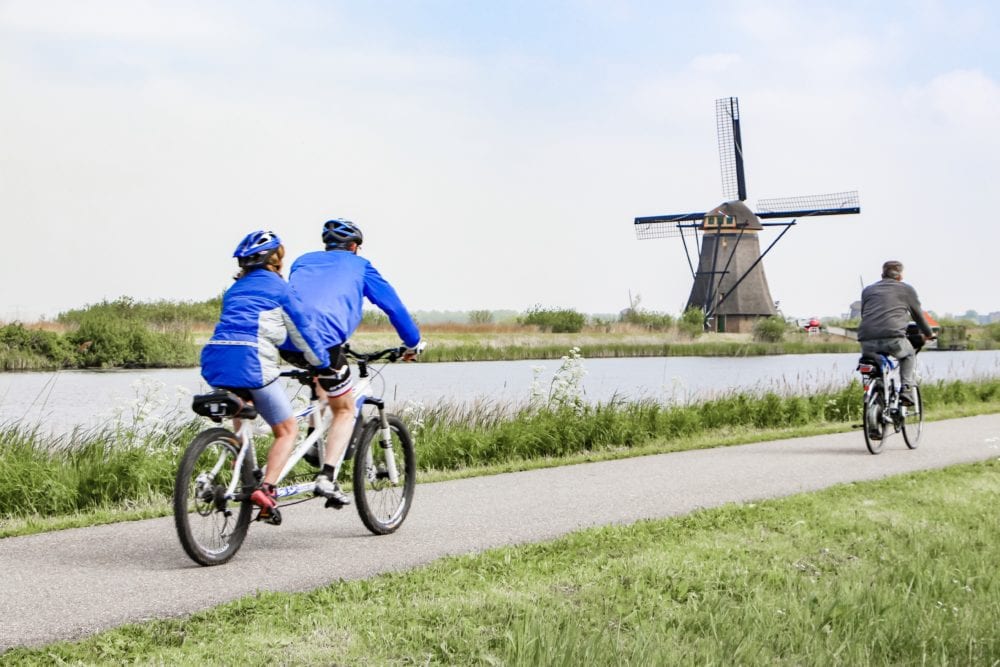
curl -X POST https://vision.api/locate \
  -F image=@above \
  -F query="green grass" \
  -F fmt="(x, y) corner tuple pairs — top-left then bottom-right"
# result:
(3, 377), (1000, 539)
(6, 459), (1000, 665)
(3, 315), (861, 370)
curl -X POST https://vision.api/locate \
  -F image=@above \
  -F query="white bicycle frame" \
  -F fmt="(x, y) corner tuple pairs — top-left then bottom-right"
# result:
(862, 353), (901, 411)
(212, 351), (401, 503)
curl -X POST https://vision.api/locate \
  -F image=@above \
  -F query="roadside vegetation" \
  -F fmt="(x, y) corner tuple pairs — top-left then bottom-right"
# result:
(0, 297), (868, 371)
(1, 297), (205, 370)
(3, 373), (999, 539)
(6, 296), (1000, 371)
(6, 459), (999, 664)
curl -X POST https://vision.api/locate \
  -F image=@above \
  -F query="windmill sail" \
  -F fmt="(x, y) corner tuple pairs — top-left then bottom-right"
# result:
(634, 212), (705, 239)
(756, 191), (860, 219)
(717, 97), (746, 202)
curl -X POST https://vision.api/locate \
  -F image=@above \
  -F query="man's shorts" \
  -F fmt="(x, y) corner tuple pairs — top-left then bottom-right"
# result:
(316, 346), (353, 398)
(247, 379), (294, 426)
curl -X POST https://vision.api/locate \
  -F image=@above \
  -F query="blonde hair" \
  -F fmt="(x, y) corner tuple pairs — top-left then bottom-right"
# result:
(267, 245), (285, 274)
(235, 245), (285, 280)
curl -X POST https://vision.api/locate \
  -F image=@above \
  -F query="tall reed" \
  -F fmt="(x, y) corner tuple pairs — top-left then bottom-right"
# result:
(2, 377), (998, 524)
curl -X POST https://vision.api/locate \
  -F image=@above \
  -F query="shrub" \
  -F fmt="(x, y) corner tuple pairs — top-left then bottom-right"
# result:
(57, 296), (221, 330)
(520, 306), (585, 333)
(66, 309), (195, 367)
(678, 307), (705, 338)
(0, 323), (77, 366)
(752, 316), (787, 343)
(468, 310), (494, 325)
(360, 310), (390, 328)
(66, 297), (196, 367)
(620, 308), (674, 331)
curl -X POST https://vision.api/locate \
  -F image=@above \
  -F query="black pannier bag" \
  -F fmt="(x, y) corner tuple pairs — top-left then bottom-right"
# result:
(192, 389), (258, 422)
(905, 322), (926, 352)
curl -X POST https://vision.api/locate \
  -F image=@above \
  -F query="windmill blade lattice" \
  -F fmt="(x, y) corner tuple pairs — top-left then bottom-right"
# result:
(634, 212), (706, 239)
(756, 191), (860, 219)
(717, 97), (746, 202)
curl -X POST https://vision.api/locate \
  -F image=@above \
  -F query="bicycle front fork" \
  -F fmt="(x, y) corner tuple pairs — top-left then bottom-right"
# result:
(361, 397), (400, 485)
(378, 412), (400, 484)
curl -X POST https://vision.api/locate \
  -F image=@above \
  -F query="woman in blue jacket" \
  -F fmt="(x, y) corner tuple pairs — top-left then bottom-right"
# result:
(201, 230), (331, 521)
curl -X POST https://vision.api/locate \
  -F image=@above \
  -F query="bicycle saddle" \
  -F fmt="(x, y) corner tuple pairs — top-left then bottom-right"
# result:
(192, 389), (259, 422)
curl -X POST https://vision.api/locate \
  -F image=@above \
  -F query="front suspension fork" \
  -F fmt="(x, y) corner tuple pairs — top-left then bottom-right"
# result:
(363, 397), (400, 485)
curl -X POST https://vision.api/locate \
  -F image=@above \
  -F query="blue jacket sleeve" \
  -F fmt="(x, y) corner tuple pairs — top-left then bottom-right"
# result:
(279, 286), (331, 368)
(363, 263), (421, 347)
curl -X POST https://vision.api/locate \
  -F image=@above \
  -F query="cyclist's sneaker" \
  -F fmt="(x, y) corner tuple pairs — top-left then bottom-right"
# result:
(251, 484), (280, 524)
(899, 393), (915, 407)
(314, 474), (351, 508)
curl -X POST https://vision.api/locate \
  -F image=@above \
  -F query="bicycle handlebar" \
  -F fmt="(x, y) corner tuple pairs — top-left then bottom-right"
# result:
(278, 345), (407, 385)
(342, 344), (407, 364)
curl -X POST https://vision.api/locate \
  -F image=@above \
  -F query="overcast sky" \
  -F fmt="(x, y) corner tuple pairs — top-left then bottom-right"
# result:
(2, 1), (997, 321)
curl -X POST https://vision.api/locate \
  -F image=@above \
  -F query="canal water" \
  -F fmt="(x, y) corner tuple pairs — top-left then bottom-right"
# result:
(2, 350), (998, 435)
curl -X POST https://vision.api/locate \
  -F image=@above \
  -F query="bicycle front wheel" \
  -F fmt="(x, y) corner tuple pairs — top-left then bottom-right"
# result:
(902, 386), (923, 449)
(353, 414), (416, 535)
(173, 428), (255, 566)
(863, 388), (886, 455)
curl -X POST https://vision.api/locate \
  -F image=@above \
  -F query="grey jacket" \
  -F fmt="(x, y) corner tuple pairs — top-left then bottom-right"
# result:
(857, 279), (933, 341)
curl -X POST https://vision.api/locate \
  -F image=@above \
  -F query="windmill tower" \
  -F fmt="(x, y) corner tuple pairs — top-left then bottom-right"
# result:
(635, 97), (860, 333)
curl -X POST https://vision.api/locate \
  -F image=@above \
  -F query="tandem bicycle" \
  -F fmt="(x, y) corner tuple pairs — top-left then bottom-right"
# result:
(173, 345), (416, 566)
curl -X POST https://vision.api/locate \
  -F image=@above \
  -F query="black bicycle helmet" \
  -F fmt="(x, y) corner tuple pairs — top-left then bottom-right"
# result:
(322, 218), (363, 250)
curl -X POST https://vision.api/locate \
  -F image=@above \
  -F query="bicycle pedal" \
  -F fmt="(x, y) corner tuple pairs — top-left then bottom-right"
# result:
(324, 497), (347, 510)
(256, 507), (282, 525)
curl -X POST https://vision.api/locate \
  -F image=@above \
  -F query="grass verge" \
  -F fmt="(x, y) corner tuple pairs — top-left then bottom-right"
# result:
(5, 459), (1000, 664)
(3, 378), (1000, 539)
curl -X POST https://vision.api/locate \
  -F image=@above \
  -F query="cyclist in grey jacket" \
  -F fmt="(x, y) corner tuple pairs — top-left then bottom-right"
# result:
(857, 260), (935, 405)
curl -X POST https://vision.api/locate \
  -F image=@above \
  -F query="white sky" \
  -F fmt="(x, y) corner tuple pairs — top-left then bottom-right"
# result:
(1, 0), (998, 321)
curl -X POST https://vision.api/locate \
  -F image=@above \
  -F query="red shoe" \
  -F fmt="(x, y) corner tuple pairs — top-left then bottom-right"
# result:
(251, 484), (279, 523)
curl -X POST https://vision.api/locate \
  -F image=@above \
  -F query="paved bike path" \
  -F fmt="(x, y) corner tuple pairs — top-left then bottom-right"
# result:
(2, 414), (999, 651)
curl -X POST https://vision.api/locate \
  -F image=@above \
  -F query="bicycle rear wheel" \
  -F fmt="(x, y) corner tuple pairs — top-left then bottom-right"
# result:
(352, 414), (416, 535)
(863, 388), (886, 455)
(902, 385), (923, 449)
(173, 428), (254, 566)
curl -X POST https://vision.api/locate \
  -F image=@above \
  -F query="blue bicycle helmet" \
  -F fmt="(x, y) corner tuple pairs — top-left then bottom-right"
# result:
(322, 219), (363, 250)
(233, 230), (282, 267)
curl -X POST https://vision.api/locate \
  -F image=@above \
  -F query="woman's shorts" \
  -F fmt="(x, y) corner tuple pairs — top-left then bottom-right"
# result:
(249, 380), (294, 426)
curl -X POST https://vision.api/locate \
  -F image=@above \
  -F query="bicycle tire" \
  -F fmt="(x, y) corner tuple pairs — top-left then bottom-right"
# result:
(173, 427), (255, 566)
(863, 387), (886, 455)
(352, 414), (416, 535)
(902, 385), (923, 449)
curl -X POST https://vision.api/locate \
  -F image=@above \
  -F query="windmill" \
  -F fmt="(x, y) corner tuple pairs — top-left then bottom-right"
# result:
(634, 97), (860, 333)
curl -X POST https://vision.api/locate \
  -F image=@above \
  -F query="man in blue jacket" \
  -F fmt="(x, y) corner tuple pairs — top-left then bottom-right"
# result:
(287, 219), (423, 506)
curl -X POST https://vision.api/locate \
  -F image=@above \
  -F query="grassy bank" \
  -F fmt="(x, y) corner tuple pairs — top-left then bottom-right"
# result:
(6, 296), (999, 370)
(341, 330), (859, 362)
(3, 377), (1000, 538)
(416, 338), (858, 362)
(1, 296), (865, 370)
(1, 323), (858, 370)
(6, 459), (999, 664)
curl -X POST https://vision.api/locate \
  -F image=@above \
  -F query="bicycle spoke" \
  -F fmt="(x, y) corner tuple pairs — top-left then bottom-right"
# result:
(174, 428), (253, 566)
